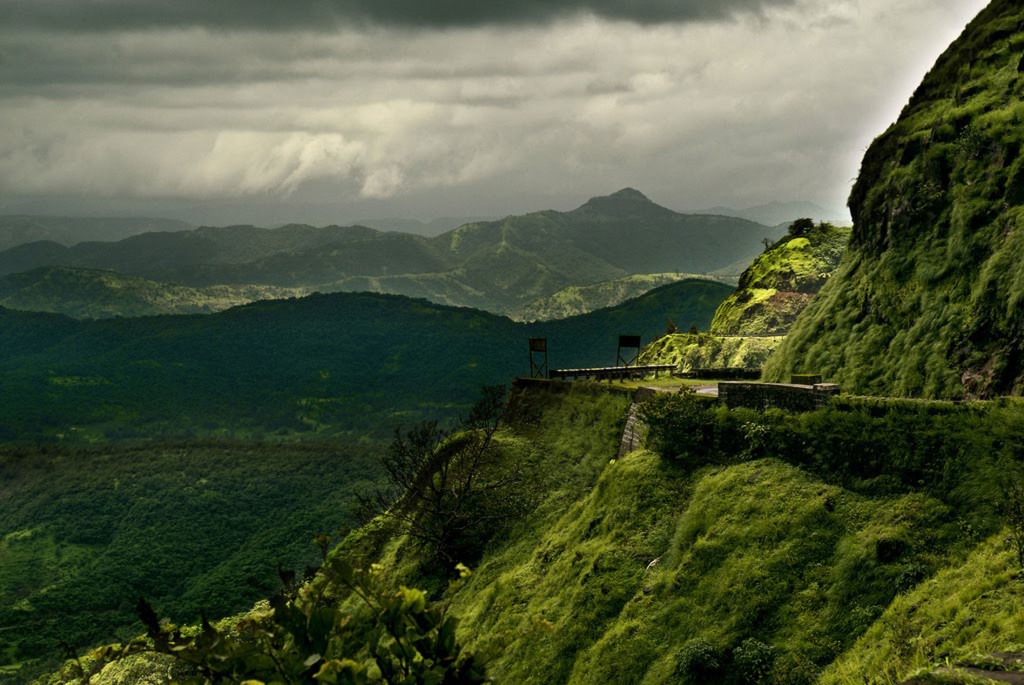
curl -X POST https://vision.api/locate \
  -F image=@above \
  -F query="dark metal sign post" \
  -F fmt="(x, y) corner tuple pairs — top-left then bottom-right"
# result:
(529, 338), (549, 378)
(617, 335), (642, 368)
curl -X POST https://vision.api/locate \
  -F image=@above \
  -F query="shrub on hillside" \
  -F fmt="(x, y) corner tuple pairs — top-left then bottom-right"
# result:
(674, 638), (723, 683)
(639, 389), (716, 466)
(733, 638), (777, 684)
(788, 218), (815, 237)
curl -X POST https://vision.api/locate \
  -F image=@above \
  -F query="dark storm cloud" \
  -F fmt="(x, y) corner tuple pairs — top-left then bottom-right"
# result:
(6, 0), (797, 32)
(0, 0), (991, 220)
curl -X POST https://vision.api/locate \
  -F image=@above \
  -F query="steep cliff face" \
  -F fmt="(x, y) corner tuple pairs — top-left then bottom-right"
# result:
(766, 1), (1024, 398)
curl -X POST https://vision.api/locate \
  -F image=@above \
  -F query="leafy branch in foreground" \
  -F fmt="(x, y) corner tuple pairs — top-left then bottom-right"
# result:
(64, 557), (487, 685)
(358, 385), (536, 568)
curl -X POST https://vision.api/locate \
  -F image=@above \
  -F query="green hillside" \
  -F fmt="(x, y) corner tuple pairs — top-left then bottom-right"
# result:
(0, 267), (305, 319)
(636, 222), (848, 374)
(512, 273), (731, 322)
(0, 279), (731, 442)
(61, 382), (1024, 685)
(710, 222), (850, 336)
(766, 1), (1024, 398)
(0, 190), (778, 315)
(369, 383), (1024, 685)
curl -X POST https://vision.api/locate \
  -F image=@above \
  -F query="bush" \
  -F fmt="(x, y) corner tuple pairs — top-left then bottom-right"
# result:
(359, 386), (540, 570)
(640, 395), (1024, 526)
(788, 218), (815, 237)
(639, 390), (716, 466)
(733, 638), (776, 684)
(67, 559), (488, 685)
(675, 638), (723, 683)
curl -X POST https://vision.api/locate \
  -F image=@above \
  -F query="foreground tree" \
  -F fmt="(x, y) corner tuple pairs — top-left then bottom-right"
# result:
(1003, 473), (1024, 571)
(358, 385), (535, 567)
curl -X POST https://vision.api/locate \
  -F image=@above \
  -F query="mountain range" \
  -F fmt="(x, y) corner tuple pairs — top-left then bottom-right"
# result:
(0, 189), (784, 316)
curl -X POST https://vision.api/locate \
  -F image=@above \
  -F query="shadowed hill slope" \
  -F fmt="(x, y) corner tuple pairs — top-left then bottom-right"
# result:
(765, 1), (1024, 398)
(0, 279), (731, 441)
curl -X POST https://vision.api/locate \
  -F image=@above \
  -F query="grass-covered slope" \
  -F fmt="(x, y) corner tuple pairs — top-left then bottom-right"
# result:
(0, 267), (305, 319)
(710, 222), (850, 336)
(318, 383), (1024, 685)
(821, 531), (1024, 684)
(766, 1), (1024, 398)
(512, 273), (732, 322)
(638, 223), (847, 372)
(0, 280), (730, 441)
(640, 332), (785, 371)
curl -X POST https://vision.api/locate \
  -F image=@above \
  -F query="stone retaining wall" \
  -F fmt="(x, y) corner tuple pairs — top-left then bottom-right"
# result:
(719, 382), (840, 412)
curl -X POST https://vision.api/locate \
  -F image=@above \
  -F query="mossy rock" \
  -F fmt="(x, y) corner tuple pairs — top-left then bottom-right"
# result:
(710, 223), (850, 336)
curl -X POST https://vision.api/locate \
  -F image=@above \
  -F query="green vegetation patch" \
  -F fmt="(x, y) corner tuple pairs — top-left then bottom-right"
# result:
(641, 332), (785, 371)
(822, 533), (1024, 685)
(0, 441), (379, 680)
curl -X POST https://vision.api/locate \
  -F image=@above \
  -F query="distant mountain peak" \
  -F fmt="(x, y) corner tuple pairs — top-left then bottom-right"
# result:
(604, 188), (650, 201)
(574, 187), (666, 215)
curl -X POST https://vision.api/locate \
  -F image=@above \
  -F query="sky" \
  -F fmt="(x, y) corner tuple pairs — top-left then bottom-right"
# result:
(0, 0), (991, 225)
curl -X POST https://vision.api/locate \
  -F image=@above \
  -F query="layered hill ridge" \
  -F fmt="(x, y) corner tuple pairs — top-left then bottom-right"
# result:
(0, 215), (194, 252)
(0, 279), (731, 441)
(766, 1), (1024, 398)
(0, 190), (782, 316)
(0, 267), (306, 319)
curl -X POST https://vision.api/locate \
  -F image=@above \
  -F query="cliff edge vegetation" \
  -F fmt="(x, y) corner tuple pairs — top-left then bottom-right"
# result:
(640, 220), (849, 372)
(710, 221), (850, 337)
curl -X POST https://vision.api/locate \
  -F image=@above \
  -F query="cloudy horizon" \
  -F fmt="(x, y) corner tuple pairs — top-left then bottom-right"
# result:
(0, 0), (990, 225)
